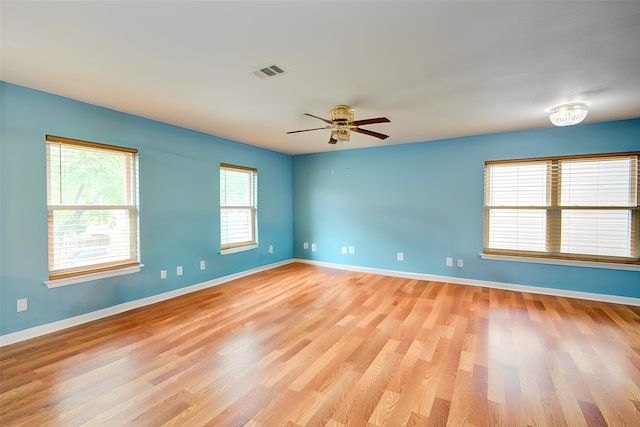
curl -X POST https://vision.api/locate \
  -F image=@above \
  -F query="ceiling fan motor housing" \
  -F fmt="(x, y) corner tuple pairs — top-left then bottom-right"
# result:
(330, 105), (354, 123)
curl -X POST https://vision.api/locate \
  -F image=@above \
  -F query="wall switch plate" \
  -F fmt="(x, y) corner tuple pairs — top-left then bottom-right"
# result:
(161, 270), (167, 279)
(268, 245), (273, 254)
(17, 298), (27, 312)
(303, 242), (309, 250)
(397, 252), (404, 261)
(457, 259), (464, 268)
(349, 246), (355, 254)
(341, 246), (347, 254)
(200, 260), (206, 270)
(177, 266), (183, 276)
(446, 257), (453, 267)
(311, 243), (317, 252)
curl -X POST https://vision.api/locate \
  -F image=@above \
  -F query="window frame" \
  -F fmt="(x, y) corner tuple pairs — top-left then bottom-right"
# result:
(220, 163), (258, 254)
(483, 151), (639, 266)
(45, 135), (141, 284)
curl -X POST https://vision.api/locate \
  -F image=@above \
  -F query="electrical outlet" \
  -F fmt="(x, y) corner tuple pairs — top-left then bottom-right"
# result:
(160, 270), (167, 279)
(177, 266), (183, 276)
(397, 252), (404, 261)
(200, 260), (206, 270)
(17, 298), (27, 312)
(446, 257), (453, 267)
(457, 259), (464, 268)
(311, 243), (317, 252)
(341, 246), (347, 254)
(268, 245), (273, 254)
(303, 242), (309, 250)
(349, 246), (355, 254)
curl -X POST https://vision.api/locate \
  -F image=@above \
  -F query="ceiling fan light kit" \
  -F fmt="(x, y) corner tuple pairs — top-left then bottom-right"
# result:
(287, 105), (390, 144)
(546, 101), (589, 127)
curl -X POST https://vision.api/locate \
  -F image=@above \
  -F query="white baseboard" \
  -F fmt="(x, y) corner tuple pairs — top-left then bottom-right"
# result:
(294, 259), (640, 307)
(0, 260), (294, 347)
(3, 258), (638, 347)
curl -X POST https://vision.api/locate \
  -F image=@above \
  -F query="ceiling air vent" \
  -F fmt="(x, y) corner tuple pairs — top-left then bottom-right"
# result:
(253, 63), (287, 79)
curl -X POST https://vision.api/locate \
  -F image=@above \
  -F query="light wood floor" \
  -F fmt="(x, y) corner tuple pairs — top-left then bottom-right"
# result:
(1, 263), (640, 426)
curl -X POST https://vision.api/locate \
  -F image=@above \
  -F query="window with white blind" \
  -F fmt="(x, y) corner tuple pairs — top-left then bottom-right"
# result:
(46, 135), (140, 281)
(484, 152), (639, 265)
(220, 163), (257, 253)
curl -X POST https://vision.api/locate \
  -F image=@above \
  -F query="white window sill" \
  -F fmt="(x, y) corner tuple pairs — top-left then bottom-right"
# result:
(480, 253), (640, 271)
(44, 264), (143, 289)
(221, 243), (258, 255)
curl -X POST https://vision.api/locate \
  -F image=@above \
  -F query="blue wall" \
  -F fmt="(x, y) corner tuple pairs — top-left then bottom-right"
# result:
(293, 119), (640, 298)
(0, 82), (293, 335)
(2, 80), (639, 338)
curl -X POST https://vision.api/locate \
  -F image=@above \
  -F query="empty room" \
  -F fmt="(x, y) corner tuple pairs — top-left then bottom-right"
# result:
(1, 1), (640, 426)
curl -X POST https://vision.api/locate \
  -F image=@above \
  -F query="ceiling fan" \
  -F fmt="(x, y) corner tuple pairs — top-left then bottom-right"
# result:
(287, 105), (390, 144)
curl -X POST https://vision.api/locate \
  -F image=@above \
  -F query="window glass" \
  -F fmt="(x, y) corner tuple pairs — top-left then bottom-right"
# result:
(561, 158), (634, 206)
(220, 164), (257, 251)
(484, 152), (639, 264)
(488, 209), (547, 252)
(46, 136), (139, 279)
(488, 162), (547, 206)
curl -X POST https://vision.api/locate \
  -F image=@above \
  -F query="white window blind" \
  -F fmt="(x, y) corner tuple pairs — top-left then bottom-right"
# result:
(220, 163), (257, 250)
(484, 152), (639, 264)
(46, 135), (140, 279)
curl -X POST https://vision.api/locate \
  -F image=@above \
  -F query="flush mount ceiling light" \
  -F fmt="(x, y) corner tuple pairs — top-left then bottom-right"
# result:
(546, 101), (589, 127)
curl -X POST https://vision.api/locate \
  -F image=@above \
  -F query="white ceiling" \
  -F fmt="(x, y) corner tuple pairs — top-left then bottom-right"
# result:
(2, 1), (640, 155)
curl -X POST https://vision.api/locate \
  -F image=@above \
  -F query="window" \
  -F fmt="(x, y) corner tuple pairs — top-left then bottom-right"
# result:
(46, 135), (140, 280)
(484, 152), (639, 265)
(220, 163), (257, 252)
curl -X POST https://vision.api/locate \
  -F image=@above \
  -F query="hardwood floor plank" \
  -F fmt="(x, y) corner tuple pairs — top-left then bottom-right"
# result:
(445, 368), (471, 427)
(578, 400), (608, 427)
(367, 389), (400, 426)
(330, 339), (403, 424)
(295, 365), (360, 426)
(428, 396), (450, 426)
(1, 263), (639, 426)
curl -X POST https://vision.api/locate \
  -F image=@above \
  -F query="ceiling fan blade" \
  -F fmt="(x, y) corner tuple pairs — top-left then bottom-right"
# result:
(286, 126), (332, 134)
(328, 136), (338, 144)
(350, 117), (390, 126)
(304, 113), (333, 124)
(351, 127), (389, 140)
